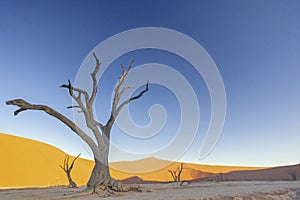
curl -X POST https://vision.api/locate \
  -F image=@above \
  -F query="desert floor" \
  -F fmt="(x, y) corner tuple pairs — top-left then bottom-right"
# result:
(0, 181), (299, 200)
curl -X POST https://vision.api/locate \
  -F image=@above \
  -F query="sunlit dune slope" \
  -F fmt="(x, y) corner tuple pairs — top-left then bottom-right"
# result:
(0, 133), (267, 187)
(0, 133), (93, 187)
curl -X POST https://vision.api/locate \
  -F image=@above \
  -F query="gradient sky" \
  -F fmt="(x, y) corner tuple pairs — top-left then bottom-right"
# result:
(0, 0), (300, 167)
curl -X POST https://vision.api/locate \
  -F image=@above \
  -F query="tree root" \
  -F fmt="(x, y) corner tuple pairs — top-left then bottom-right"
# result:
(89, 179), (142, 197)
(55, 179), (142, 199)
(77, 178), (141, 198)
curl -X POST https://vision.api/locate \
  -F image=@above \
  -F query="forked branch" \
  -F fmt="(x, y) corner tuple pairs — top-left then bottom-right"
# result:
(111, 60), (135, 114)
(103, 60), (149, 136)
(60, 54), (104, 146)
(168, 169), (178, 182)
(115, 81), (149, 115)
(60, 80), (89, 113)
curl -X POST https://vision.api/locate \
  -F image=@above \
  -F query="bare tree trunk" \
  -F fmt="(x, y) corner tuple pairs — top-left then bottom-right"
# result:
(85, 128), (125, 195)
(87, 134), (111, 190)
(67, 173), (77, 188)
(87, 158), (110, 188)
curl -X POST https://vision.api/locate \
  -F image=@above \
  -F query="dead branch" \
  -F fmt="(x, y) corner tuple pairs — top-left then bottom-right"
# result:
(5, 99), (99, 155)
(106, 81), (149, 130)
(59, 55), (104, 147)
(66, 105), (81, 109)
(89, 52), (101, 105)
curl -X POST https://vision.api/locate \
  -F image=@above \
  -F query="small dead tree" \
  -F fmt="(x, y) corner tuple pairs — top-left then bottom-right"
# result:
(6, 53), (149, 196)
(217, 173), (223, 182)
(60, 154), (80, 188)
(168, 169), (178, 182)
(168, 163), (184, 182)
(177, 163), (184, 182)
(288, 170), (297, 181)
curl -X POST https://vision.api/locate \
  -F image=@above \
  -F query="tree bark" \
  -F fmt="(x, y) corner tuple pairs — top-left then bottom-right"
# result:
(87, 129), (110, 190)
(86, 127), (124, 195)
(87, 158), (110, 188)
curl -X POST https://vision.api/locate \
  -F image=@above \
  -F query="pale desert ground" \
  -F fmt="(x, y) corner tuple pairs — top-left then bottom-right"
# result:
(0, 181), (299, 200)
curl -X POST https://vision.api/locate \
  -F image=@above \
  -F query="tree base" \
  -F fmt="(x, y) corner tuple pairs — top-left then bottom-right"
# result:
(85, 178), (142, 197)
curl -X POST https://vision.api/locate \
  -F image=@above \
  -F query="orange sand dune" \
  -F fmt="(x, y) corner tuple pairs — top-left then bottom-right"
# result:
(0, 133), (93, 187)
(0, 133), (266, 187)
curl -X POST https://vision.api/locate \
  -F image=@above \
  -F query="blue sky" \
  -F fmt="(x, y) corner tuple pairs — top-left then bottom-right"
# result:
(0, 0), (300, 167)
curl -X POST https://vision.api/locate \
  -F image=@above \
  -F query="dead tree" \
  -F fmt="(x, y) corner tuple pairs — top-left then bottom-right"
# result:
(6, 53), (149, 196)
(168, 169), (178, 182)
(288, 170), (297, 181)
(219, 173), (224, 182)
(60, 154), (80, 188)
(168, 163), (184, 182)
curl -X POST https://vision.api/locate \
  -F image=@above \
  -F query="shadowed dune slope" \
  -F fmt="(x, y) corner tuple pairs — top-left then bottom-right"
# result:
(221, 164), (300, 181)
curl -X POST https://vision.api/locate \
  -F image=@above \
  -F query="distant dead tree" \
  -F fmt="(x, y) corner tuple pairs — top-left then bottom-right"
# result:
(288, 170), (297, 181)
(168, 169), (178, 182)
(168, 163), (184, 182)
(218, 173), (224, 182)
(60, 154), (81, 188)
(6, 53), (149, 196)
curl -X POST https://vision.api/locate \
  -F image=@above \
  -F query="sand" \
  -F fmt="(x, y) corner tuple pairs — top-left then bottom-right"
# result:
(0, 133), (266, 188)
(0, 181), (299, 200)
